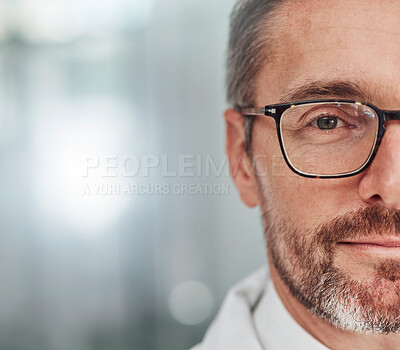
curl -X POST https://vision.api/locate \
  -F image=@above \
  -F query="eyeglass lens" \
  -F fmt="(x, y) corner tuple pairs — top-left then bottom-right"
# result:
(280, 102), (379, 176)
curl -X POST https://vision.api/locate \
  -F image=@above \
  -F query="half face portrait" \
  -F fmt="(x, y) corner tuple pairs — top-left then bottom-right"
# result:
(194, 1), (400, 349)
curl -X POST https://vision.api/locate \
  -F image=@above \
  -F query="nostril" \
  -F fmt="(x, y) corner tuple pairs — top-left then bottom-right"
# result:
(370, 194), (382, 203)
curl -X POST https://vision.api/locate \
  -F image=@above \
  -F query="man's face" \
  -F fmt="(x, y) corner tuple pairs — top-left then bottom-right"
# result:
(227, 0), (400, 332)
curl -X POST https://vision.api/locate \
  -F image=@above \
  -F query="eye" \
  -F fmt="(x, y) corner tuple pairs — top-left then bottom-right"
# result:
(317, 116), (337, 129)
(310, 115), (346, 130)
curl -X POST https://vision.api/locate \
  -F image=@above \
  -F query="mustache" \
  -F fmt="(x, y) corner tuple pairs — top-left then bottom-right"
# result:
(315, 204), (400, 247)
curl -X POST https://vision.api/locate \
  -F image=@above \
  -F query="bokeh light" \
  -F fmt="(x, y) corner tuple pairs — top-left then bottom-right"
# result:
(169, 281), (214, 326)
(31, 97), (133, 235)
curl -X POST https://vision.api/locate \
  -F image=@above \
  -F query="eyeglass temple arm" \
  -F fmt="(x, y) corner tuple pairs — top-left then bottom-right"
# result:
(384, 111), (400, 122)
(239, 107), (277, 116)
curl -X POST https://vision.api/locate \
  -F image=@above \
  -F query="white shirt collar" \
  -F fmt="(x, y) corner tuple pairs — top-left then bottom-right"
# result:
(253, 274), (329, 350)
(191, 266), (329, 350)
(193, 267), (266, 350)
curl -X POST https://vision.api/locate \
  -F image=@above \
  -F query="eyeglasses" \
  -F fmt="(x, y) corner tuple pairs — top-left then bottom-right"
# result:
(239, 99), (400, 179)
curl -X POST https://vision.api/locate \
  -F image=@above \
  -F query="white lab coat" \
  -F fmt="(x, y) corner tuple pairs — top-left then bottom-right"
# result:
(190, 266), (328, 350)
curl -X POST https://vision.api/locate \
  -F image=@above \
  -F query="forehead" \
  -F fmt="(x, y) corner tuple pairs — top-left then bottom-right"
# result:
(257, 0), (400, 107)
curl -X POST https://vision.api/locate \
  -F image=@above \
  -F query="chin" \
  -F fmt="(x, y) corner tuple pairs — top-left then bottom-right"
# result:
(306, 269), (400, 334)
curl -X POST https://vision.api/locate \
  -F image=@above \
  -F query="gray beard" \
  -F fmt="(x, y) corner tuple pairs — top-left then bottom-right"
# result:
(263, 203), (400, 333)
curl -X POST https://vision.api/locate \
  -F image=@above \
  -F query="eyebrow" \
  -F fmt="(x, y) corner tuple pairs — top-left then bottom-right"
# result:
(278, 80), (373, 104)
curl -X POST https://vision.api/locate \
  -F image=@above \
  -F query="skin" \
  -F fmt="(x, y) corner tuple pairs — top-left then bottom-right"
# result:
(225, 1), (400, 349)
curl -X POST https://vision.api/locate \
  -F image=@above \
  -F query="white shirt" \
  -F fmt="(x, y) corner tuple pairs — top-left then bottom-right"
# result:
(191, 266), (329, 350)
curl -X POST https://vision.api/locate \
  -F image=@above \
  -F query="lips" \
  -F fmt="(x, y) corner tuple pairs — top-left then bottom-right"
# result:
(336, 237), (400, 261)
(338, 237), (400, 248)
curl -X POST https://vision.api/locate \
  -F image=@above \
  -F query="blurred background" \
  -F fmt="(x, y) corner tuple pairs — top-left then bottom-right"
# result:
(0, 0), (266, 349)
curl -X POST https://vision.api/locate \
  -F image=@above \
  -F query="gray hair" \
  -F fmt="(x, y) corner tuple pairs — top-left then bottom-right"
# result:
(226, 0), (285, 153)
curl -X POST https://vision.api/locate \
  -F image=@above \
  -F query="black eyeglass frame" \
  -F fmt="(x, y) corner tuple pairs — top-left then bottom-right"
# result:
(239, 99), (400, 179)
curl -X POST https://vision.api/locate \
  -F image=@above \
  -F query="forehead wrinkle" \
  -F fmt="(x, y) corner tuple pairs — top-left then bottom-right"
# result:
(280, 0), (400, 40)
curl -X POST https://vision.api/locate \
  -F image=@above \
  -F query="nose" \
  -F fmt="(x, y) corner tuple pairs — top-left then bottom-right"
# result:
(358, 121), (400, 209)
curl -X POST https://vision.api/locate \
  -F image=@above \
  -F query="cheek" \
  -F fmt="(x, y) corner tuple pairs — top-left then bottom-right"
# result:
(270, 176), (364, 231)
(251, 118), (291, 182)
(252, 121), (364, 230)
(272, 178), (327, 229)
